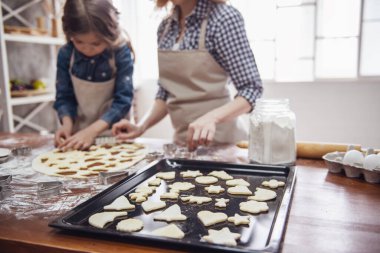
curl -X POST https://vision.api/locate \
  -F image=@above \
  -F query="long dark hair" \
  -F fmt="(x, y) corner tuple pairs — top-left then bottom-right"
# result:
(62, 0), (134, 57)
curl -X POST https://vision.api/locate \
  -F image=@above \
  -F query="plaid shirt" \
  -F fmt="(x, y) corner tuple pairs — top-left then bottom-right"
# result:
(156, 0), (263, 108)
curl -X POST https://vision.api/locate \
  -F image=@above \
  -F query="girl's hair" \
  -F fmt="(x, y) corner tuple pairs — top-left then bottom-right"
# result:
(156, 0), (226, 8)
(62, 0), (134, 57)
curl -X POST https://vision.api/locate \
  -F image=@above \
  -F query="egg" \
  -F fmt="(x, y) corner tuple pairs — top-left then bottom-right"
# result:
(343, 150), (364, 166)
(363, 154), (380, 171)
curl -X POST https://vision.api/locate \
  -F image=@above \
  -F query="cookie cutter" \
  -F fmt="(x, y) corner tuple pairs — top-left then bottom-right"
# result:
(98, 151), (164, 185)
(0, 174), (12, 186)
(37, 181), (63, 198)
(0, 185), (12, 200)
(12, 146), (32, 156)
(95, 136), (117, 145)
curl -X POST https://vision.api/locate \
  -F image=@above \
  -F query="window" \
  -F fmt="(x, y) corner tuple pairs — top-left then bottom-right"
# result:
(115, 0), (380, 83)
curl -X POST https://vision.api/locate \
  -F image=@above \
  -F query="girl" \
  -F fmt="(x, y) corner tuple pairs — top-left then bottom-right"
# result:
(54, 0), (134, 151)
(112, 0), (263, 150)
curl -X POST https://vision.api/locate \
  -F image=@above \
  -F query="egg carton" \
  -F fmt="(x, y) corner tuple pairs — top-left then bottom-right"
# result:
(323, 150), (380, 184)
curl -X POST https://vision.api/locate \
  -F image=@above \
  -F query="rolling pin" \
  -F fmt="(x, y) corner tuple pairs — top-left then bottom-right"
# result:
(236, 141), (374, 159)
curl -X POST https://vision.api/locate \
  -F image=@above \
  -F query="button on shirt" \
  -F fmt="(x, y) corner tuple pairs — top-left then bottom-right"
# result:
(54, 42), (134, 125)
(156, 0), (263, 108)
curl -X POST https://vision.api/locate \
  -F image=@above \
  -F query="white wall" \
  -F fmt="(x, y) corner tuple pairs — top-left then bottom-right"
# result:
(135, 79), (380, 148)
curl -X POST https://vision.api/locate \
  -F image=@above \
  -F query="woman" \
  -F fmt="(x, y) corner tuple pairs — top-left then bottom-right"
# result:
(112, 0), (262, 150)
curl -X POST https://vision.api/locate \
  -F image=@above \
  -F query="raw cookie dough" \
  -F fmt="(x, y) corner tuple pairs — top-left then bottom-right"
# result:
(227, 185), (252, 195)
(240, 200), (269, 214)
(226, 178), (250, 187)
(135, 186), (156, 195)
(205, 185), (225, 194)
(202, 227), (241, 246)
(180, 170), (203, 178)
(248, 188), (277, 201)
(142, 200), (167, 212)
(152, 224), (185, 239)
(215, 198), (230, 208)
(154, 204), (187, 222)
(181, 195), (212, 204)
(168, 182), (195, 191)
(195, 176), (218, 185)
(116, 218), (143, 232)
(88, 211), (127, 229)
(160, 191), (179, 200)
(104, 196), (135, 211)
(228, 214), (250, 225)
(129, 192), (148, 203)
(156, 171), (176, 180)
(197, 210), (227, 226)
(208, 170), (233, 180)
(262, 179), (285, 189)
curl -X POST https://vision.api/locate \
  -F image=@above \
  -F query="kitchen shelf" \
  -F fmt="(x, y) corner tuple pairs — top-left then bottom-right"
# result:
(4, 34), (65, 45)
(11, 93), (55, 106)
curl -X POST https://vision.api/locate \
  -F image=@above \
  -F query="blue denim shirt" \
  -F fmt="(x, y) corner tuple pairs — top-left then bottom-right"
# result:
(53, 42), (134, 126)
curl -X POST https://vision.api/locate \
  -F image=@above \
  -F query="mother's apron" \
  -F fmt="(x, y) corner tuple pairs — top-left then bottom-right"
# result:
(69, 52), (116, 133)
(158, 15), (247, 145)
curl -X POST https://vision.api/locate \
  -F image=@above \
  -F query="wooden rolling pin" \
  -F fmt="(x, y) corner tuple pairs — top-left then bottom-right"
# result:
(236, 141), (376, 159)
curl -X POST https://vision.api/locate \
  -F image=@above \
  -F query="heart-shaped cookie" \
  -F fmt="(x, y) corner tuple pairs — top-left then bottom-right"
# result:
(197, 210), (227, 226)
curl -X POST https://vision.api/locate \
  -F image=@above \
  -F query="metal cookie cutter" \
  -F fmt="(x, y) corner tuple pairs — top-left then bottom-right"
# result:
(98, 151), (164, 185)
(12, 146), (32, 156)
(0, 175), (12, 186)
(0, 185), (12, 201)
(37, 181), (63, 198)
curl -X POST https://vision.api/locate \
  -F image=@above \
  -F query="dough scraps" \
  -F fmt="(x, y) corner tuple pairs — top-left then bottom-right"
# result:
(116, 218), (143, 232)
(197, 210), (227, 226)
(104, 196), (135, 211)
(88, 211), (127, 229)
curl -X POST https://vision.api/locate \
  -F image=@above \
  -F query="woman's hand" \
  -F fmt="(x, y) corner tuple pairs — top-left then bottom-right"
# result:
(112, 119), (144, 141)
(58, 128), (97, 151)
(187, 113), (218, 151)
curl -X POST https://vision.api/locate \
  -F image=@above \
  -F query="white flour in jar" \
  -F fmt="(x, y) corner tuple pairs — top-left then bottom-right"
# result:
(249, 115), (296, 165)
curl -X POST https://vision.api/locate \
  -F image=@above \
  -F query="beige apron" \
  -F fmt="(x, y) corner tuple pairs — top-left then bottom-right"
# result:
(70, 51), (116, 133)
(158, 14), (247, 145)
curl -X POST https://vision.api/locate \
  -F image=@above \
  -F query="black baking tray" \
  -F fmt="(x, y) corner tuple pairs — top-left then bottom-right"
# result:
(50, 159), (296, 253)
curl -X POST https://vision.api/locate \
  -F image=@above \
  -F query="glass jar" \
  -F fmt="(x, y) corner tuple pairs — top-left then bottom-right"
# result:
(248, 99), (296, 165)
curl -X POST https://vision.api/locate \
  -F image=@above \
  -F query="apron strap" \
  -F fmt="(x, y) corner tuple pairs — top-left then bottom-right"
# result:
(198, 17), (208, 50)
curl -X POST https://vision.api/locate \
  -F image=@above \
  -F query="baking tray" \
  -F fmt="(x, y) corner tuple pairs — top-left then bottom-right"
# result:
(50, 159), (296, 253)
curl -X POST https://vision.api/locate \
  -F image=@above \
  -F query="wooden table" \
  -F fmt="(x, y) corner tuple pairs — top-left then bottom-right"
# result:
(0, 133), (379, 253)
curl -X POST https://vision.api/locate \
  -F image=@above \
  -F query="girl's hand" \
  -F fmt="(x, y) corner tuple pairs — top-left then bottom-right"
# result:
(54, 125), (72, 147)
(58, 128), (97, 151)
(187, 113), (218, 151)
(112, 119), (144, 141)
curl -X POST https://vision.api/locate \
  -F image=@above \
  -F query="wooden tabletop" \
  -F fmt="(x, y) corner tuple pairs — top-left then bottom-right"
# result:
(0, 133), (379, 253)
